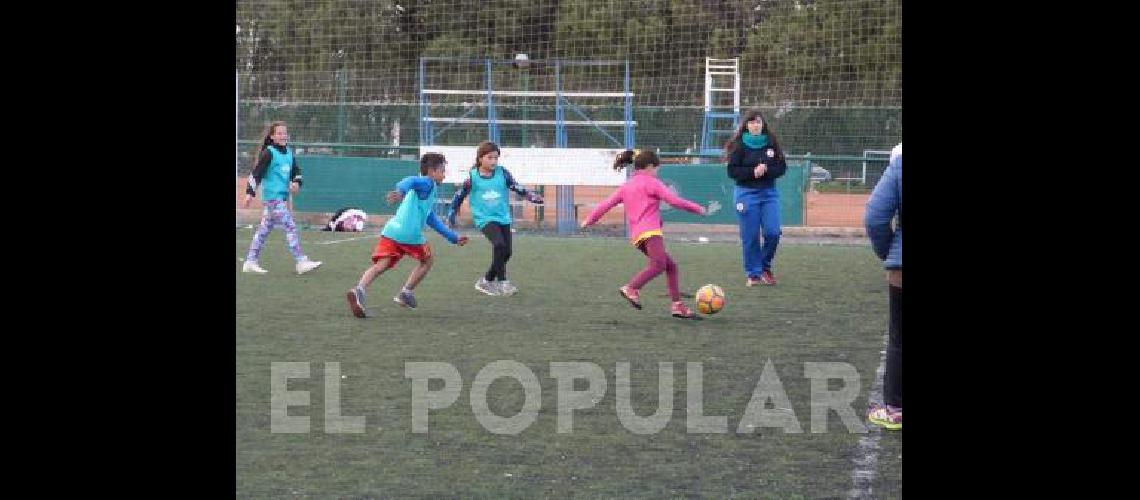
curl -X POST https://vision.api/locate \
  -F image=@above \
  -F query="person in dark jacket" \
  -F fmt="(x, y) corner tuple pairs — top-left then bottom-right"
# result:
(724, 110), (787, 286)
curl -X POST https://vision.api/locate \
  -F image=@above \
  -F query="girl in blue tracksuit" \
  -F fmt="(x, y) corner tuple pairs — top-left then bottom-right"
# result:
(725, 110), (787, 287)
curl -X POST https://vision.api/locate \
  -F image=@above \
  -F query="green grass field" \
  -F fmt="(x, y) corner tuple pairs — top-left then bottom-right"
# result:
(236, 229), (901, 498)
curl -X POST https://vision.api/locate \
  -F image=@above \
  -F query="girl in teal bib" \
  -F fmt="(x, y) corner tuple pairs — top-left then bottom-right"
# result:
(241, 121), (322, 275)
(446, 141), (544, 296)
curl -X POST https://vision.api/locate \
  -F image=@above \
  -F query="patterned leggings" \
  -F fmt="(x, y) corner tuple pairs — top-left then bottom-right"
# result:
(245, 200), (306, 262)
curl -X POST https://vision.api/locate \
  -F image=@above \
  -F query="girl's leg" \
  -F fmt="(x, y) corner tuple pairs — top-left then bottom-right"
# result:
(661, 247), (681, 302)
(499, 224), (513, 281)
(735, 189), (763, 278)
(639, 237), (691, 318)
(347, 258), (395, 318)
(884, 282), (902, 408)
(245, 200), (280, 262)
(278, 203), (307, 262)
(358, 258), (395, 289)
(404, 254), (434, 290)
(628, 236), (669, 291)
(757, 188), (782, 273)
(482, 223), (509, 281)
(394, 254), (433, 309)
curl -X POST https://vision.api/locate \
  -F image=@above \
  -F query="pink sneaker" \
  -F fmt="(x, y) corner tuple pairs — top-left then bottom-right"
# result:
(619, 285), (642, 310)
(671, 301), (695, 319)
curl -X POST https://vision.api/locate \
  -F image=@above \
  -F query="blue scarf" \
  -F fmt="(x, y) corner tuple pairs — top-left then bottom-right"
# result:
(742, 132), (769, 149)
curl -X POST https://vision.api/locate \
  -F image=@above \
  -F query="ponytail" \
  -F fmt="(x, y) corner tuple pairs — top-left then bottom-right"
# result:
(613, 149), (635, 171)
(613, 149), (660, 172)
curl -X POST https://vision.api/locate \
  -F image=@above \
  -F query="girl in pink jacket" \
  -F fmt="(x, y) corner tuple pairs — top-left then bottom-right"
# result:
(581, 149), (708, 318)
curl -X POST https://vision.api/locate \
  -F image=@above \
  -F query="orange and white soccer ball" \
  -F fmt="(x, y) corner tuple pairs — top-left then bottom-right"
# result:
(695, 284), (725, 315)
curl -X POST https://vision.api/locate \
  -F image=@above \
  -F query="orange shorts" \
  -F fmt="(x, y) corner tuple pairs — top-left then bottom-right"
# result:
(371, 236), (432, 268)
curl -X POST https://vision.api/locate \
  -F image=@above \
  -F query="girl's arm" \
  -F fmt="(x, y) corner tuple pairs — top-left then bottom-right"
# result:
(288, 153), (304, 188)
(427, 212), (464, 244)
(446, 177), (472, 226)
(653, 178), (706, 215)
(502, 168), (543, 203)
(726, 146), (755, 182)
(864, 158), (900, 262)
(387, 176), (434, 204)
(757, 148), (787, 180)
(245, 147), (270, 197)
(581, 188), (623, 227)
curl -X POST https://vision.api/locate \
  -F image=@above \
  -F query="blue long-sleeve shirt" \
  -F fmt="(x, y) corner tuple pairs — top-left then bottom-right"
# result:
(392, 176), (460, 244)
(864, 144), (902, 269)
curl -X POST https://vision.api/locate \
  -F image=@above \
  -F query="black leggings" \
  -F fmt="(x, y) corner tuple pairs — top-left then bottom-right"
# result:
(884, 284), (902, 408)
(481, 222), (513, 281)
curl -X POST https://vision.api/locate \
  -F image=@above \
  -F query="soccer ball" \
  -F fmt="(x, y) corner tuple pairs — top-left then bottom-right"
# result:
(695, 284), (725, 315)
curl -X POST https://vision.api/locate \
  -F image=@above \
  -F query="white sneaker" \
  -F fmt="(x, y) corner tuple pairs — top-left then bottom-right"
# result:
(475, 277), (501, 296)
(242, 260), (267, 274)
(295, 258), (323, 275)
(498, 280), (518, 296)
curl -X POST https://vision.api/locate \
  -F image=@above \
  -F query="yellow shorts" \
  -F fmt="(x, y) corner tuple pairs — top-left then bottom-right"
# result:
(632, 229), (663, 247)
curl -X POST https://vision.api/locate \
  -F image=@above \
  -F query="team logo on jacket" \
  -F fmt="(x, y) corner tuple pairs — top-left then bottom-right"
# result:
(766, 149), (775, 157)
(736, 202), (745, 213)
(481, 190), (502, 206)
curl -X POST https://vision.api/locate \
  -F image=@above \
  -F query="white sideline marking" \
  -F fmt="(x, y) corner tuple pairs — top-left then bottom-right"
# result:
(315, 235), (375, 245)
(848, 333), (891, 499)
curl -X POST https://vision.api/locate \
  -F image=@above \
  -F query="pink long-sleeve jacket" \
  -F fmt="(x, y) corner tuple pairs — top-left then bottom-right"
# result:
(583, 170), (705, 244)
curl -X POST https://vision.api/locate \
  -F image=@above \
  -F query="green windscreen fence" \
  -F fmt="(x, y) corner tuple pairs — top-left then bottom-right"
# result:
(657, 162), (805, 226)
(291, 156), (454, 215)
